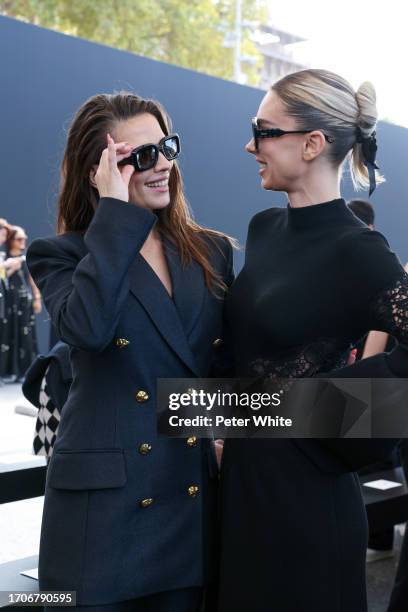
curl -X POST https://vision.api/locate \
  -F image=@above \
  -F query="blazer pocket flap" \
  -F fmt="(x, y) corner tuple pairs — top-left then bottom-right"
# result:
(47, 449), (127, 490)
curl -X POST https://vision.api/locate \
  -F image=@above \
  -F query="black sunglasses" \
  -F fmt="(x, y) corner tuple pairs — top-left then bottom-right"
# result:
(118, 133), (181, 172)
(251, 117), (334, 150)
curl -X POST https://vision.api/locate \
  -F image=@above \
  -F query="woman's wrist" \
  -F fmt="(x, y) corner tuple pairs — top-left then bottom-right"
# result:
(99, 196), (130, 205)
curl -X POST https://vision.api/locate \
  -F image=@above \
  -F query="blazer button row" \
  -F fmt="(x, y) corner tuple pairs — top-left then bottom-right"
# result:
(139, 485), (199, 509)
(212, 338), (223, 348)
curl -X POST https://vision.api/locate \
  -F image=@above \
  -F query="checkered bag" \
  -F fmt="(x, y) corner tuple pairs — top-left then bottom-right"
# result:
(33, 366), (61, 459)
(22, 341), (71, 460)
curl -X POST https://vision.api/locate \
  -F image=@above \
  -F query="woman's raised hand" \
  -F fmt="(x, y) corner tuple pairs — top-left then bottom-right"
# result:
(94, 134), (135, 202)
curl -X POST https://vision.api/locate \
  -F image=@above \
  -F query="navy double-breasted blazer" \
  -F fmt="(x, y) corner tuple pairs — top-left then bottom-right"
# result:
(27, 197), (233, 606)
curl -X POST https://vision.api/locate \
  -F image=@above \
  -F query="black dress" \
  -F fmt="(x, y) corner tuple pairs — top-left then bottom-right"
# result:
(3, 257), (38, 380)
(218, 199), (408, 612)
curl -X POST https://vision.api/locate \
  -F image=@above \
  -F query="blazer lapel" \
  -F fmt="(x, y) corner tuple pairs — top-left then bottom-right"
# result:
(128, 254), (201, 376)
(163, 237), (206, 338)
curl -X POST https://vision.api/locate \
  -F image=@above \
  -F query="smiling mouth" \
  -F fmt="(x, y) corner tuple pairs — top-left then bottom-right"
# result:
(145, 179), (168, 189)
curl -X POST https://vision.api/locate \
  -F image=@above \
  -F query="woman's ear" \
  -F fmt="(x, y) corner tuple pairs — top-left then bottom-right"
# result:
(302, 131), (326, 162)
(89, 165), (98, 188)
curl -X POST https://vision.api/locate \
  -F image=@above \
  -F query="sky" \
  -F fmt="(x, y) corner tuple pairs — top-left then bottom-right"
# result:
(265, 0), (408, 127)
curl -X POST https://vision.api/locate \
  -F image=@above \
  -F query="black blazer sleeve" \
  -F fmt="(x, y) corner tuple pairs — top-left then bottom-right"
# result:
(22, 341), (72, 412)
(27, 198), (156, 352)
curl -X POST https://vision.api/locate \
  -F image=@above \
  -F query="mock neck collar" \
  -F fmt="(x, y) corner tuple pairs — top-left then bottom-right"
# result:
(287, 198), (355, 229)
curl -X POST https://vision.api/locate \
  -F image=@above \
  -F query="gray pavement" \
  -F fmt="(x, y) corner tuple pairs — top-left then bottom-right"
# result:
(0, 383), (44, 564)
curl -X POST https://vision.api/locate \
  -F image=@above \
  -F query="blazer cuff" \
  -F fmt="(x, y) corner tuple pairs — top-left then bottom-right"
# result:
(86, 197), (157, 250)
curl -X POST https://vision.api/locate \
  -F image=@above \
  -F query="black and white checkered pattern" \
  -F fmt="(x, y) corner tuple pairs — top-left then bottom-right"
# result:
(33, 366), (61, 458)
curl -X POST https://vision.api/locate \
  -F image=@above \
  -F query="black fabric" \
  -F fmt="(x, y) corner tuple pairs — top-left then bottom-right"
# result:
(218, 198), (408, 612)
(0, 277), (5, 320)
(44, 586), (204, 612)
(355, 128), (379, 195)
(227, 198), (407, 378)
(387, 440), (408, 612)
(0, 275), (7, 376)
(368, 527), (394, 551)
(224, 198), (407, 470)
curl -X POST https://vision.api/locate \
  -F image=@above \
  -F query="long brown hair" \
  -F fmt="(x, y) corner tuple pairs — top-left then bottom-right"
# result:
(57, 92), (236, 293)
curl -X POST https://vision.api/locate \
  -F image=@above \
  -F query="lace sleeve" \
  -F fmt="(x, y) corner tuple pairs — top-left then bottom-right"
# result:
(371, 275), (408, 344)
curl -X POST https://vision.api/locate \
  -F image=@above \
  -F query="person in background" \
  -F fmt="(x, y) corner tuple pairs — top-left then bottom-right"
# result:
(0, 218), (9, 259)
(0, 218), (26, 382)
(0, 218), (9, 384)
(0, 218), (9, 250)
(3, 226), (41, 382)
(348, 199), (393, 359)
(348, 198), (375, 229)
(348, 198), (401, 562)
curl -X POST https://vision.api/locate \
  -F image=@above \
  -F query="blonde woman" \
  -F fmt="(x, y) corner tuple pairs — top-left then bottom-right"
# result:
(218, 70), (407, 612)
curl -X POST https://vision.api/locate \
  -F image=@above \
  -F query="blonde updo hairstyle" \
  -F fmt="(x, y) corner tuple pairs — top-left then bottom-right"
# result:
(271, 69), (384, 191)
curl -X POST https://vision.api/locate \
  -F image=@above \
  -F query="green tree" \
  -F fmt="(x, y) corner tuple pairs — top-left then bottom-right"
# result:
(0, 0), (268, 84)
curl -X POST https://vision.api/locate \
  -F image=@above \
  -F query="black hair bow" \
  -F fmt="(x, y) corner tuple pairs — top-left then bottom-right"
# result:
(355, 127), (379, 196)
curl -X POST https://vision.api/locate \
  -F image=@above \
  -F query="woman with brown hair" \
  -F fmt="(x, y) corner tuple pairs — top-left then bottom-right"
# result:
(27, 92), (234, 612)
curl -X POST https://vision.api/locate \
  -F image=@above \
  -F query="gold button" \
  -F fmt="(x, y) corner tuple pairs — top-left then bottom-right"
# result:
(115, 338), (130, 348)
(212, 338), (223, 348)
(139, 443), (152, 455)
(188, 485), (199, 497)
(140, 498), (154, 508)
(136, 390), (149, 402)
(186, 388), (195, 395)
(186, 436), (197, 447)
